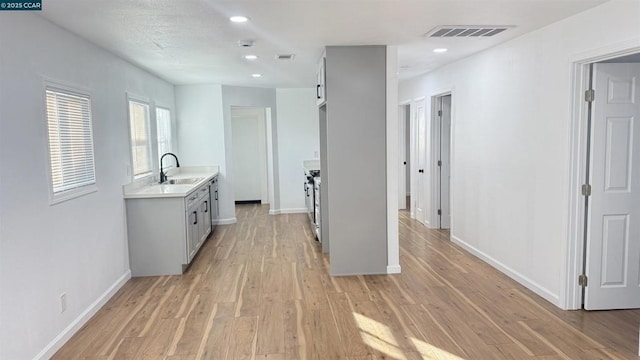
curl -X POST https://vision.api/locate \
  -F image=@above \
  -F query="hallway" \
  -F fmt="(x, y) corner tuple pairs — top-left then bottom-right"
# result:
(54, 204), (640, 359)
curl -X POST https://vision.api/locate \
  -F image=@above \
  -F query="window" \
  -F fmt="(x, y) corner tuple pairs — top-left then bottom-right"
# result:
(45, 86), (97, 203)
(128, 99), (152, 178)
(156, 107), (174, 167)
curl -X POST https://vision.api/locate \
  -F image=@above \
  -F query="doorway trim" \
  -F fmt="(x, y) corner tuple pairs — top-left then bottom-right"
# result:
(398, 100), (411, 211)
(429, 89), (454, 230)
(229, 106), (277, 216)
(563, 41), (640, 310)
(410, 97), (427, 224)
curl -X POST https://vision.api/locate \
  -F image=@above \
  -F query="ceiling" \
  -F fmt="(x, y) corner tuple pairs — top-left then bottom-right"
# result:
(39, 0), (608, 88)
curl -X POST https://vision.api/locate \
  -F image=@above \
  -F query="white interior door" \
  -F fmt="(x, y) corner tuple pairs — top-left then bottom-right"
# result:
(585, 63), (640, 310)
(439, 95), (452, 229)
(415, 101), (427, 225)
(398, 105), (407, 210)
(231, 107), (268, 202)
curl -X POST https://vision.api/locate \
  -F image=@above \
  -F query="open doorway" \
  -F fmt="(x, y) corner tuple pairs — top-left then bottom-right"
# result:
(231, 106), (269, 205)
(567, 51), (640, 310)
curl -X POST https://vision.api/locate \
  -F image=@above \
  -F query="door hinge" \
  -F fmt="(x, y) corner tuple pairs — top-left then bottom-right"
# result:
(585, 89), (595, 103)
(578, 274), (588, 287)
(581, 184), (591, 196)
(438, 110), (442, 117)
(437, 209), (442, 215)
(437, 160), (442, 167)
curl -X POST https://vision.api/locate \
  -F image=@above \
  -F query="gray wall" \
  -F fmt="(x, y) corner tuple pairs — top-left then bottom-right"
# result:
(323, 46), (388, 275)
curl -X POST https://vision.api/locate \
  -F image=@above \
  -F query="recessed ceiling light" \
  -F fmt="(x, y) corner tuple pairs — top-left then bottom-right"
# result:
(433, 48), (448, 53)
(252, 73), (262, 78)
(244, 55), (258, 60)
(230, 16), (248, 23)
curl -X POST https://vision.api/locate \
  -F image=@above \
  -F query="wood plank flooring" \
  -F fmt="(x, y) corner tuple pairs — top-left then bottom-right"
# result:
(53, 204), (640, 359)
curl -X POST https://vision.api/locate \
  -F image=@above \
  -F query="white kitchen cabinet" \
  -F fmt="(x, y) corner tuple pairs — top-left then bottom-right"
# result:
(126, 180), (213, 276)
(198, 188), (212, 249)
(186, 197), (199, 263)
(316, 52), (326, 105)
(209, 176), (219, 229)
(187, 185), (210, 263)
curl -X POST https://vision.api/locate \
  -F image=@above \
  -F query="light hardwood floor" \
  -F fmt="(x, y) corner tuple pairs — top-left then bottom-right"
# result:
(53, 204), (640, 359)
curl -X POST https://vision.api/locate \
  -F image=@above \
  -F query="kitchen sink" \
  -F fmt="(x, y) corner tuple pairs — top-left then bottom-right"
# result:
(164, 177), (202, 185)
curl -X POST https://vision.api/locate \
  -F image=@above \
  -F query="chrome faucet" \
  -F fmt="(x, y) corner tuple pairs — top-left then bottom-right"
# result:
(159, 152), (180, 183)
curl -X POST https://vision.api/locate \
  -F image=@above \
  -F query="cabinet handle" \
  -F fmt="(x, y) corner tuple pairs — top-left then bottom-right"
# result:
(215, 191), (218, 200)
(204, 201), (208, 213)
(193, 211), (198, 225)
(317, 84), (321, 99)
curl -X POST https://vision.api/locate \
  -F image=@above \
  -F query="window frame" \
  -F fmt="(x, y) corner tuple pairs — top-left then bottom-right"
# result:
(43, 80), (98, 205)
(127, 95), (154, 180)
(155, 106), (174, 169)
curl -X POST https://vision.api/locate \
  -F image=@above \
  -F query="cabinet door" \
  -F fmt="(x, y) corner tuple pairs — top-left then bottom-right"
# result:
(200, 198), (211, 245)
(209, 180), (217, 230)
(212, 179), (219, 224)
(214, 190), (219, 221)
(186, 209), (198, 262)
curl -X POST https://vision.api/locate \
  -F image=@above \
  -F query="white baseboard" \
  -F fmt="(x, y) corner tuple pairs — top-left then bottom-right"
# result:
(34, 270), (131, 360)
(450, 235), (560, 307)
(214, 217), (237, 225)
(387, 265), (402, 274)
(269, 208), (307, 215)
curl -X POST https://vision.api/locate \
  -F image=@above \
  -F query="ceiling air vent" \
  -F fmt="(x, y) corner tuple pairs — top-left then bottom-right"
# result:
(277, 54), (295, 60)
(426, 25), (514, 38)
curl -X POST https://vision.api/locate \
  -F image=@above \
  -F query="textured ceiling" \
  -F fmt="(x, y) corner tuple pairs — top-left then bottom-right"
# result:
(39, 0), (608, 88)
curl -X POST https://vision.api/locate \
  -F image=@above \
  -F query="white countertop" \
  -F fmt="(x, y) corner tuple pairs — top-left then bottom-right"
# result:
(303, 159), (320, 172)
(123, 166), (219, 199)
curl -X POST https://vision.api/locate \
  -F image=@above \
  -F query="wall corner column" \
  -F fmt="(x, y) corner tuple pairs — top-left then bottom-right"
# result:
(386, 45), (401, 274)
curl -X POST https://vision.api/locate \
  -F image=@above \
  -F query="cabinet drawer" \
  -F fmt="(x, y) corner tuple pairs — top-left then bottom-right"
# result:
(185, 193), (199, 208)
(198, 186), (210, 198)
(185, 184), (210, 208)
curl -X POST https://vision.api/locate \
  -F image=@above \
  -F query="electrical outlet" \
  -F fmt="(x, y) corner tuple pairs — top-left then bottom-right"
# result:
(60, 293), (67, 313)
(314, 151), (319, 158)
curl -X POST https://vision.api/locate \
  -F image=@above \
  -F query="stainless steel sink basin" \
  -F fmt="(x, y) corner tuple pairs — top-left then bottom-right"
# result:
(164, 177), (202, 185)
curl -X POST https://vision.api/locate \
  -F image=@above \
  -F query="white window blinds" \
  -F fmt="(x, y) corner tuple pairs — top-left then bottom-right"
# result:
(128, 100), (152, 177)
(156, 107), (173, 166)
(45, 89), (97, 199)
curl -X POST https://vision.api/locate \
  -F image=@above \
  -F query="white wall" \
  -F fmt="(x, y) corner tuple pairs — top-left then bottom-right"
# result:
(175, 85), (235, 222)
(399, 0), (640, 308)
(177, 86), (318, 218)
(275, 88), (319, 212)
(0, 13), (175, 359)
(176, 85), (224, 168)
(222, 86), (279, 216)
